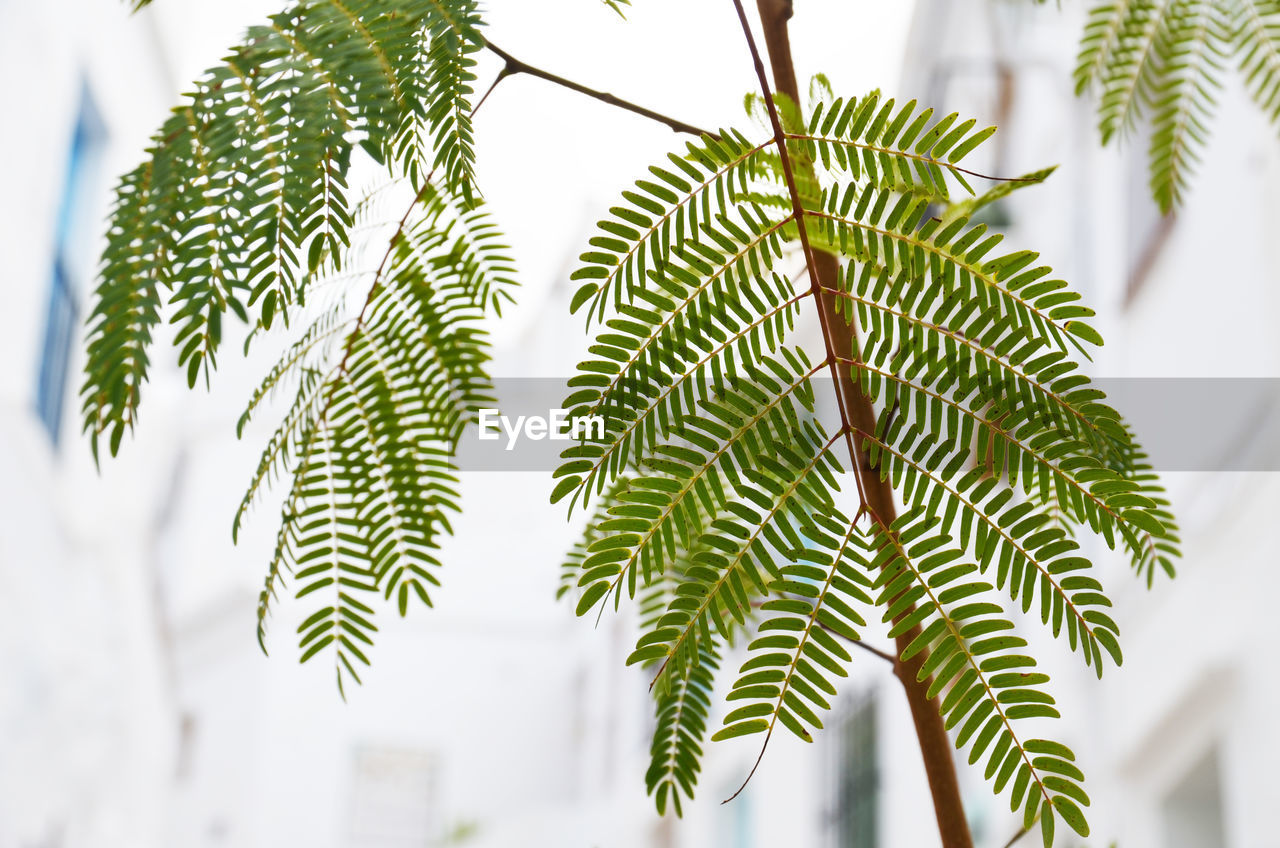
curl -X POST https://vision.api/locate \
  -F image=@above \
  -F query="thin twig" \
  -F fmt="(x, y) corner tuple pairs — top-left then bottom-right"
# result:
(726, 730), (773, 804)
(316, 177), (433, 424)
(782, 133), (1041, 184)
(724, 0), (876, 520)
(747, 600), (897, 663)
(481, 38), (717, 138)
(1001, 823), (1031, 848)
(845, 635), (896, 664)
(472, 66), (513, 117)
(822, 623), (897, 664)
(337, 179), (433, 376)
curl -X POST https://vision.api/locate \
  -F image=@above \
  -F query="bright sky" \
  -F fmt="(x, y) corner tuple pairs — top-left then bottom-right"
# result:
(149, 0), (916, 342)
(473, 1), (917, 340)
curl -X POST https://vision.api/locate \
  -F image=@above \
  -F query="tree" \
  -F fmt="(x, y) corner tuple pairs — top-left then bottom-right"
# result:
(84, 0), (1280, 844)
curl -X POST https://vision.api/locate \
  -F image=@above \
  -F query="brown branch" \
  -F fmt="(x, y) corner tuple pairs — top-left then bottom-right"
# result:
(719, 0), (889, 810)
(725, 3), (976, 847)
(481, 38), (717, 138)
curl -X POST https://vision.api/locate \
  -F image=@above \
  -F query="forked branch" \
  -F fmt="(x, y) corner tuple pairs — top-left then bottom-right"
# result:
(481, 38), (716, 137)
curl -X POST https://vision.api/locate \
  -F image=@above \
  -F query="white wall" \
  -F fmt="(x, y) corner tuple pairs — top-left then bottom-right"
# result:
(0, 2), (182, 846)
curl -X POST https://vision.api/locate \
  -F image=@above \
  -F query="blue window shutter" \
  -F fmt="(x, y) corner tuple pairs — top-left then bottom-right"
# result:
(35, 86), (106, 446)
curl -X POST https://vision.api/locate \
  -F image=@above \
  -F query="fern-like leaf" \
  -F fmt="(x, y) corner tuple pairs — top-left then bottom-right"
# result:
(244, 181), (514, 678)
(713, 515), (873, 747)
(1073, 0), (1280, 208)
(872, 511), (1091, 839)
(556, 92), (1179, 844)
(1147, 0), (1229, 210)
(1229, 0), (1280, 121)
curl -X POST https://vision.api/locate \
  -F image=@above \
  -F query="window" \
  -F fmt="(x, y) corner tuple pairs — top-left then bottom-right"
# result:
(346, 746), (438, 848)
(37, 263), (77, 444)
(1161, 748), (1228, 848)
(831, 691), (878, 848)
(36, 88), (105, 446)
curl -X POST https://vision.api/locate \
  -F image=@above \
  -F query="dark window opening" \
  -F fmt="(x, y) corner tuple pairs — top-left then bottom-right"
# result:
(832, 691), (879, 848)
(36, 86), (105, 446)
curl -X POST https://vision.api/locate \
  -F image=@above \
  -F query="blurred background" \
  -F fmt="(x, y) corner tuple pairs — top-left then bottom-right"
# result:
(2, 1), (1279, 846)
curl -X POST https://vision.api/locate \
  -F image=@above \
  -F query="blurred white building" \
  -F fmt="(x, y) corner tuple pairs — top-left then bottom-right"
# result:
(4, 2), (1279, 848)
(0, 1), (185, 846)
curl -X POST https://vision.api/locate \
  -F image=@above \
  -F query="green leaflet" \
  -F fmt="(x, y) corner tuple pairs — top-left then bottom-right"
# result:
(648, 642), (720, 816)
(86, 0), (506, 688)
(713, 515), (872, 747)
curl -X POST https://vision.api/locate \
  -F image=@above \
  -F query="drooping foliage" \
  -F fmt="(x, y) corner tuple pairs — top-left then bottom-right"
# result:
(236, 181), (514, 693)
(1073, 0), (1280, 210)
(82, 0), (484, 459)
(82, 0), (512, 693)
